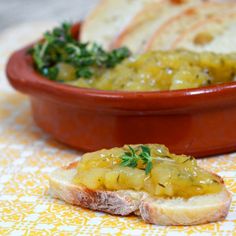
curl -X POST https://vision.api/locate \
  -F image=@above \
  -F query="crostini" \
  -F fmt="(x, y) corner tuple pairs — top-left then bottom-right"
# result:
(49, 144), (231, 226)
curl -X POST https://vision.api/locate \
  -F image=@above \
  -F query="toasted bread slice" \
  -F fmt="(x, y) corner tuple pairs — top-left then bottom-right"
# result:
(112, 0), (201, 53)
(171, 12), (236, 53)
(80, 0), (158, 49)
(49, 161), (231, 226)
(146, 1), (236, 51)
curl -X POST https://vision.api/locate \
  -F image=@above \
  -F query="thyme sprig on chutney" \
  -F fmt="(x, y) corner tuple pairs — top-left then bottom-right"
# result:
(120, 145), (153, 175)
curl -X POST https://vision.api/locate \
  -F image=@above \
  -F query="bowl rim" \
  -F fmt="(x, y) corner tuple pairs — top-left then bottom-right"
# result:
(6, 22), (236, 112)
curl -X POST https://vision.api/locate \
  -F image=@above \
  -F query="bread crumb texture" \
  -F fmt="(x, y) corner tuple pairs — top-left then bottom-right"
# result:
(0, 22), (236, 235)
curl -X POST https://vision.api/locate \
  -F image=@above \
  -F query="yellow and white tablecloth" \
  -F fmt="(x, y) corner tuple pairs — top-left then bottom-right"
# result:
(0, 23), (235, 236)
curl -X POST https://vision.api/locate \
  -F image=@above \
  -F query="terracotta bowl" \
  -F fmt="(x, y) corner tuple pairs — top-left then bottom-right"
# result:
(6, 23), (236, 157)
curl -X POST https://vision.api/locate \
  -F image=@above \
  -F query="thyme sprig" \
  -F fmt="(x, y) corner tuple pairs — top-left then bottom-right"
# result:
(29, 22), (131, 81)
(120, 145), (153, 175)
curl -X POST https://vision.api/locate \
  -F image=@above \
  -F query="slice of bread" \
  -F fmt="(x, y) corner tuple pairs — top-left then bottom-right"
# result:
(80, 0), (158, 50)
(170, 12), (236, 53)
(49, 161), (232, 226)
(146, 1), (236, 51)
(112, 0), (202, 53)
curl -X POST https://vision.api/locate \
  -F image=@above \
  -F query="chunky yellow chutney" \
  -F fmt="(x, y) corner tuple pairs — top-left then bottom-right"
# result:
(74, 144), (222, 198)
(63, 50), (236, 91)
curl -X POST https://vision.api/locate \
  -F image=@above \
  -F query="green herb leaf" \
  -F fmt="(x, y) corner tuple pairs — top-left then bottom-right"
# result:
(140, 145), (151, 158)
(139, 145), (152, 175)
(120, 146), (139, 168)
(41, 66), (59, 80)
(145, 161), (153, 175)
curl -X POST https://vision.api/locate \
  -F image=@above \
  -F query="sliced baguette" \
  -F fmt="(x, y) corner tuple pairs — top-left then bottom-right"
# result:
(112, 0), (202, 53)
(145, 1), (236, 51)
(49, 161), (232, 226)
(171, 12), (236, 53)
(80, 0), (158, 50)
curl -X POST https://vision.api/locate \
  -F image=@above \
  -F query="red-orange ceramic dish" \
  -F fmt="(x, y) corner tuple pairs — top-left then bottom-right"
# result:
(6, 23), (236, 157)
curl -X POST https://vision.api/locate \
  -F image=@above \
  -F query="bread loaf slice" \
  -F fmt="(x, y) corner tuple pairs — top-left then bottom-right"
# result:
(49, 161), (232, 226)
(112, 0), (201, 53)
(80, 0), (158, 50)
(170, 12), (236, 53)
(146, 1), (236, 51)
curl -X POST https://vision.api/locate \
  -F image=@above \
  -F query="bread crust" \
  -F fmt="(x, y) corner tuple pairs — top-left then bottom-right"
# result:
(49, 166), (143, 215)
(49, 161), (232, 225)
(139, 191), (231, 225)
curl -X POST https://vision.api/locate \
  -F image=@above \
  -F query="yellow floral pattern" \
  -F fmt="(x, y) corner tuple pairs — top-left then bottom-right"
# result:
(0, 23), (235, 236)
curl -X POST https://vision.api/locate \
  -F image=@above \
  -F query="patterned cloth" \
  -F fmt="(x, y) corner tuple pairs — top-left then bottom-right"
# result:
(0, 23), (235, 236)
